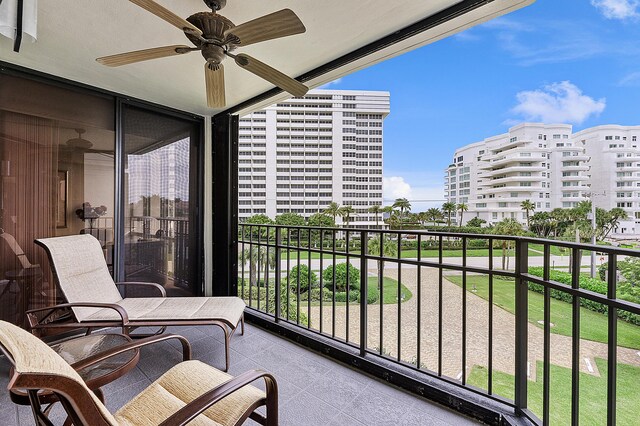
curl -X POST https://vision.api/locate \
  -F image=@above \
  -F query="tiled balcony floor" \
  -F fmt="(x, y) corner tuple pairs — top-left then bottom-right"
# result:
(1, 323), (481, 425)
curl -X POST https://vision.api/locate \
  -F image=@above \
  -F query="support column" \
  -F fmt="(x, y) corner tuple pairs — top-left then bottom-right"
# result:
(211, 114), (239, 296)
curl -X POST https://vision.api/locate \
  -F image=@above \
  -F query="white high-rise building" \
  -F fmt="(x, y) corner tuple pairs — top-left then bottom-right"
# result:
(446, 123), (640, 235)
(238, 89), (390, 227)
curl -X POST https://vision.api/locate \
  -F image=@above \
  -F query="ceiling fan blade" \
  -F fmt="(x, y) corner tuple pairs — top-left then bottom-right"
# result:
(129, 0), (202, 35)
(224, 9), (305, 46)
(205, 63), (226, 108)
(96, 45), (194, 67)
(234, 53), (308, 97)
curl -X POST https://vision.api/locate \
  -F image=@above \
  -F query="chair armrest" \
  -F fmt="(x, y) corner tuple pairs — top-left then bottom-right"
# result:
(159, 370), (278, 426)
(26, 303), (130, 333)
(116, 281), (166, 297)
(71, 333), (191, 371)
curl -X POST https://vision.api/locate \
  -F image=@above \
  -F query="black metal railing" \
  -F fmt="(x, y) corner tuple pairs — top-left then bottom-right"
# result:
(238, 224), (640, 425)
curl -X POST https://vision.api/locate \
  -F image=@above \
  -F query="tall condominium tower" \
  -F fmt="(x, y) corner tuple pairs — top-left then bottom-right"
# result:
(445, 123), (640, 235)
(238, 89), (390, 227)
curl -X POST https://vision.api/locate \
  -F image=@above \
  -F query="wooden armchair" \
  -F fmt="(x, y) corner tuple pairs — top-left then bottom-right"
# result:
(0, 320), (278, 426)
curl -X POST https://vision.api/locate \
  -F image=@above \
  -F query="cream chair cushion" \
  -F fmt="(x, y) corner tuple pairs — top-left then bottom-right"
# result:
(115, 360), (265, 426)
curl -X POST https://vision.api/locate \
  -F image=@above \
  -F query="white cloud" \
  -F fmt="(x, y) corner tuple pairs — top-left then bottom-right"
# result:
(383, 175), (446, 212)
(592, 0), (639, 20)
(509, 81), (606, 125)
(383, 176), (412, 199)
(619, 71), (640, 86)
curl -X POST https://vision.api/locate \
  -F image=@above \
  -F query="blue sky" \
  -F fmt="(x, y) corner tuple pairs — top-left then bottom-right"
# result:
(322, 0), (640, 212)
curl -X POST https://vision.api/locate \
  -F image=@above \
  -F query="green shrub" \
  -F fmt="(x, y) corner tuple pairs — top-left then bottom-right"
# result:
(322, 263), (360, 292)
(287, 264), (318, 293)
(334, 290), (359, 302)
(239, 281), (309, 326)
(528, 267), (640, 326)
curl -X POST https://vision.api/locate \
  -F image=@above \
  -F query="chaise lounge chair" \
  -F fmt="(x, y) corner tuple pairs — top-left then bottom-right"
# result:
(0, 320), (278, 426)
(30, 234), (245, 371)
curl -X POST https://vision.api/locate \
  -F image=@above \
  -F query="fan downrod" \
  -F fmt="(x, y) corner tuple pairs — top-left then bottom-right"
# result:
(203, 0), (226, 11)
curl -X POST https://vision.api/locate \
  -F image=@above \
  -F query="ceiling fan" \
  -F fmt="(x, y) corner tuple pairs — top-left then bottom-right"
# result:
(96, 0), (309, 108)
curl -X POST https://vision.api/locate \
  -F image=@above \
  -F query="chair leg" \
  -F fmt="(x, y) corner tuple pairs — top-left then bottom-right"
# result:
(241, 313), (245, 335)
(223, 328), (230, 372)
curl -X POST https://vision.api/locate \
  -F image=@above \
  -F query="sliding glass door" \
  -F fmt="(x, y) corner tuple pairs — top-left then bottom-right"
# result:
(122, 105), (202, 297)
(0, 72), (203, 330)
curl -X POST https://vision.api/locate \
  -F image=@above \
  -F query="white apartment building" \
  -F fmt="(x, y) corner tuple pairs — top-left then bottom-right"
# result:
(445, 123), (640, 235)
(238, 89), (390, 227)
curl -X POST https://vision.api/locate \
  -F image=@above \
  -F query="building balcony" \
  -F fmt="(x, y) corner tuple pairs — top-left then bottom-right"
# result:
(562, 165), (590, 172)
(481, 185), (544, 195)
(479, 175), (542, 186)
(479, 166), (546, 177)
(560, 175), (589, 182)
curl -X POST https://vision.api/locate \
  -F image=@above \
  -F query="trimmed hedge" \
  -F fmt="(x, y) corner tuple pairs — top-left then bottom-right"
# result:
(239, 281), (309, 326)
(528, 267), (640, 326)
(299, 284), (380, 304)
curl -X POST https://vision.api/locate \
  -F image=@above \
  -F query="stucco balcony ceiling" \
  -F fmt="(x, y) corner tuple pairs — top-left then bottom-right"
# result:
(0, 0), (533, 116)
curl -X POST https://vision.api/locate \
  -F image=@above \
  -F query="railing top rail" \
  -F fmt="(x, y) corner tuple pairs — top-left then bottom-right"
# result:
(239, 223), (640, 257)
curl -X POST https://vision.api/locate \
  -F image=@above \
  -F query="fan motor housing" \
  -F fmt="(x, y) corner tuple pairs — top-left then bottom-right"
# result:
(186, 12), (237, 51)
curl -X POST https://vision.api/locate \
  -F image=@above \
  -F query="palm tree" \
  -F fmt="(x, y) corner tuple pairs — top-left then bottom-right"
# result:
(368, 234), (398, 288)
(425, 208), (443, 226)
(457, 203), (468, 227)
(324, 202), (341, 224)
(493, 218), (523, 270)
(520, 199), (535, 228)
(442, 202), (456, 227)
(392, 198), (411, 218)
(240, 246), (276, 291)
(368, 205), (383, 228)
(339, 205), (355, 227)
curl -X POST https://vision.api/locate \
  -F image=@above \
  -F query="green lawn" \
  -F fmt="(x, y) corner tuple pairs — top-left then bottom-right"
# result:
(468, 359), (639, 426)
(445, 275), (640, 350)
(371, 276), (413, 304)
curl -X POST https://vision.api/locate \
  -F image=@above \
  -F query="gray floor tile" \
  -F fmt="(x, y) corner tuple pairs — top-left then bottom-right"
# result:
(329, 412), (367, 426)
(306, 370), (365, 410)
(280, 392), (339, 426)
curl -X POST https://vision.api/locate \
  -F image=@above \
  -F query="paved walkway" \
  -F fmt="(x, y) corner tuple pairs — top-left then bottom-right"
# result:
(306, 268), (640, 382)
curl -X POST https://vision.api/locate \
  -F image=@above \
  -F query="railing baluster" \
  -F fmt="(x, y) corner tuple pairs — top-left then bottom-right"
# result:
(332, 229), (337, 338)
(257, 225), (262, 313)
(240, 225), (245, 301)
(275, 227), (281, 322)
(319, 229), (324, 335)
(607, 253), (617, 426)
(360, 230), (368, 357)
(571, 246), (581, 426)
(438, 235), (443, 376)
(462, 236), (467, 384)
(543, 244), (551, 426)
(397, 232), (402, 362)
(308, 228), (312, 330)
(346, 231), (350, 343)
(265, 225), (270, 315)
(286, 228), (291, 321)
(514, 238), (529, 416)
(296, 228), (301, 325)
(488, 238), (494, 394)
(379, 230), (384, 355)
(416, 234), (422, 370)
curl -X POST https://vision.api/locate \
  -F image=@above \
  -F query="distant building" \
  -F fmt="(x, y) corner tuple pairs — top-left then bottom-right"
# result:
(446, 123), (640, 235)
(238, 89), (390, 227)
